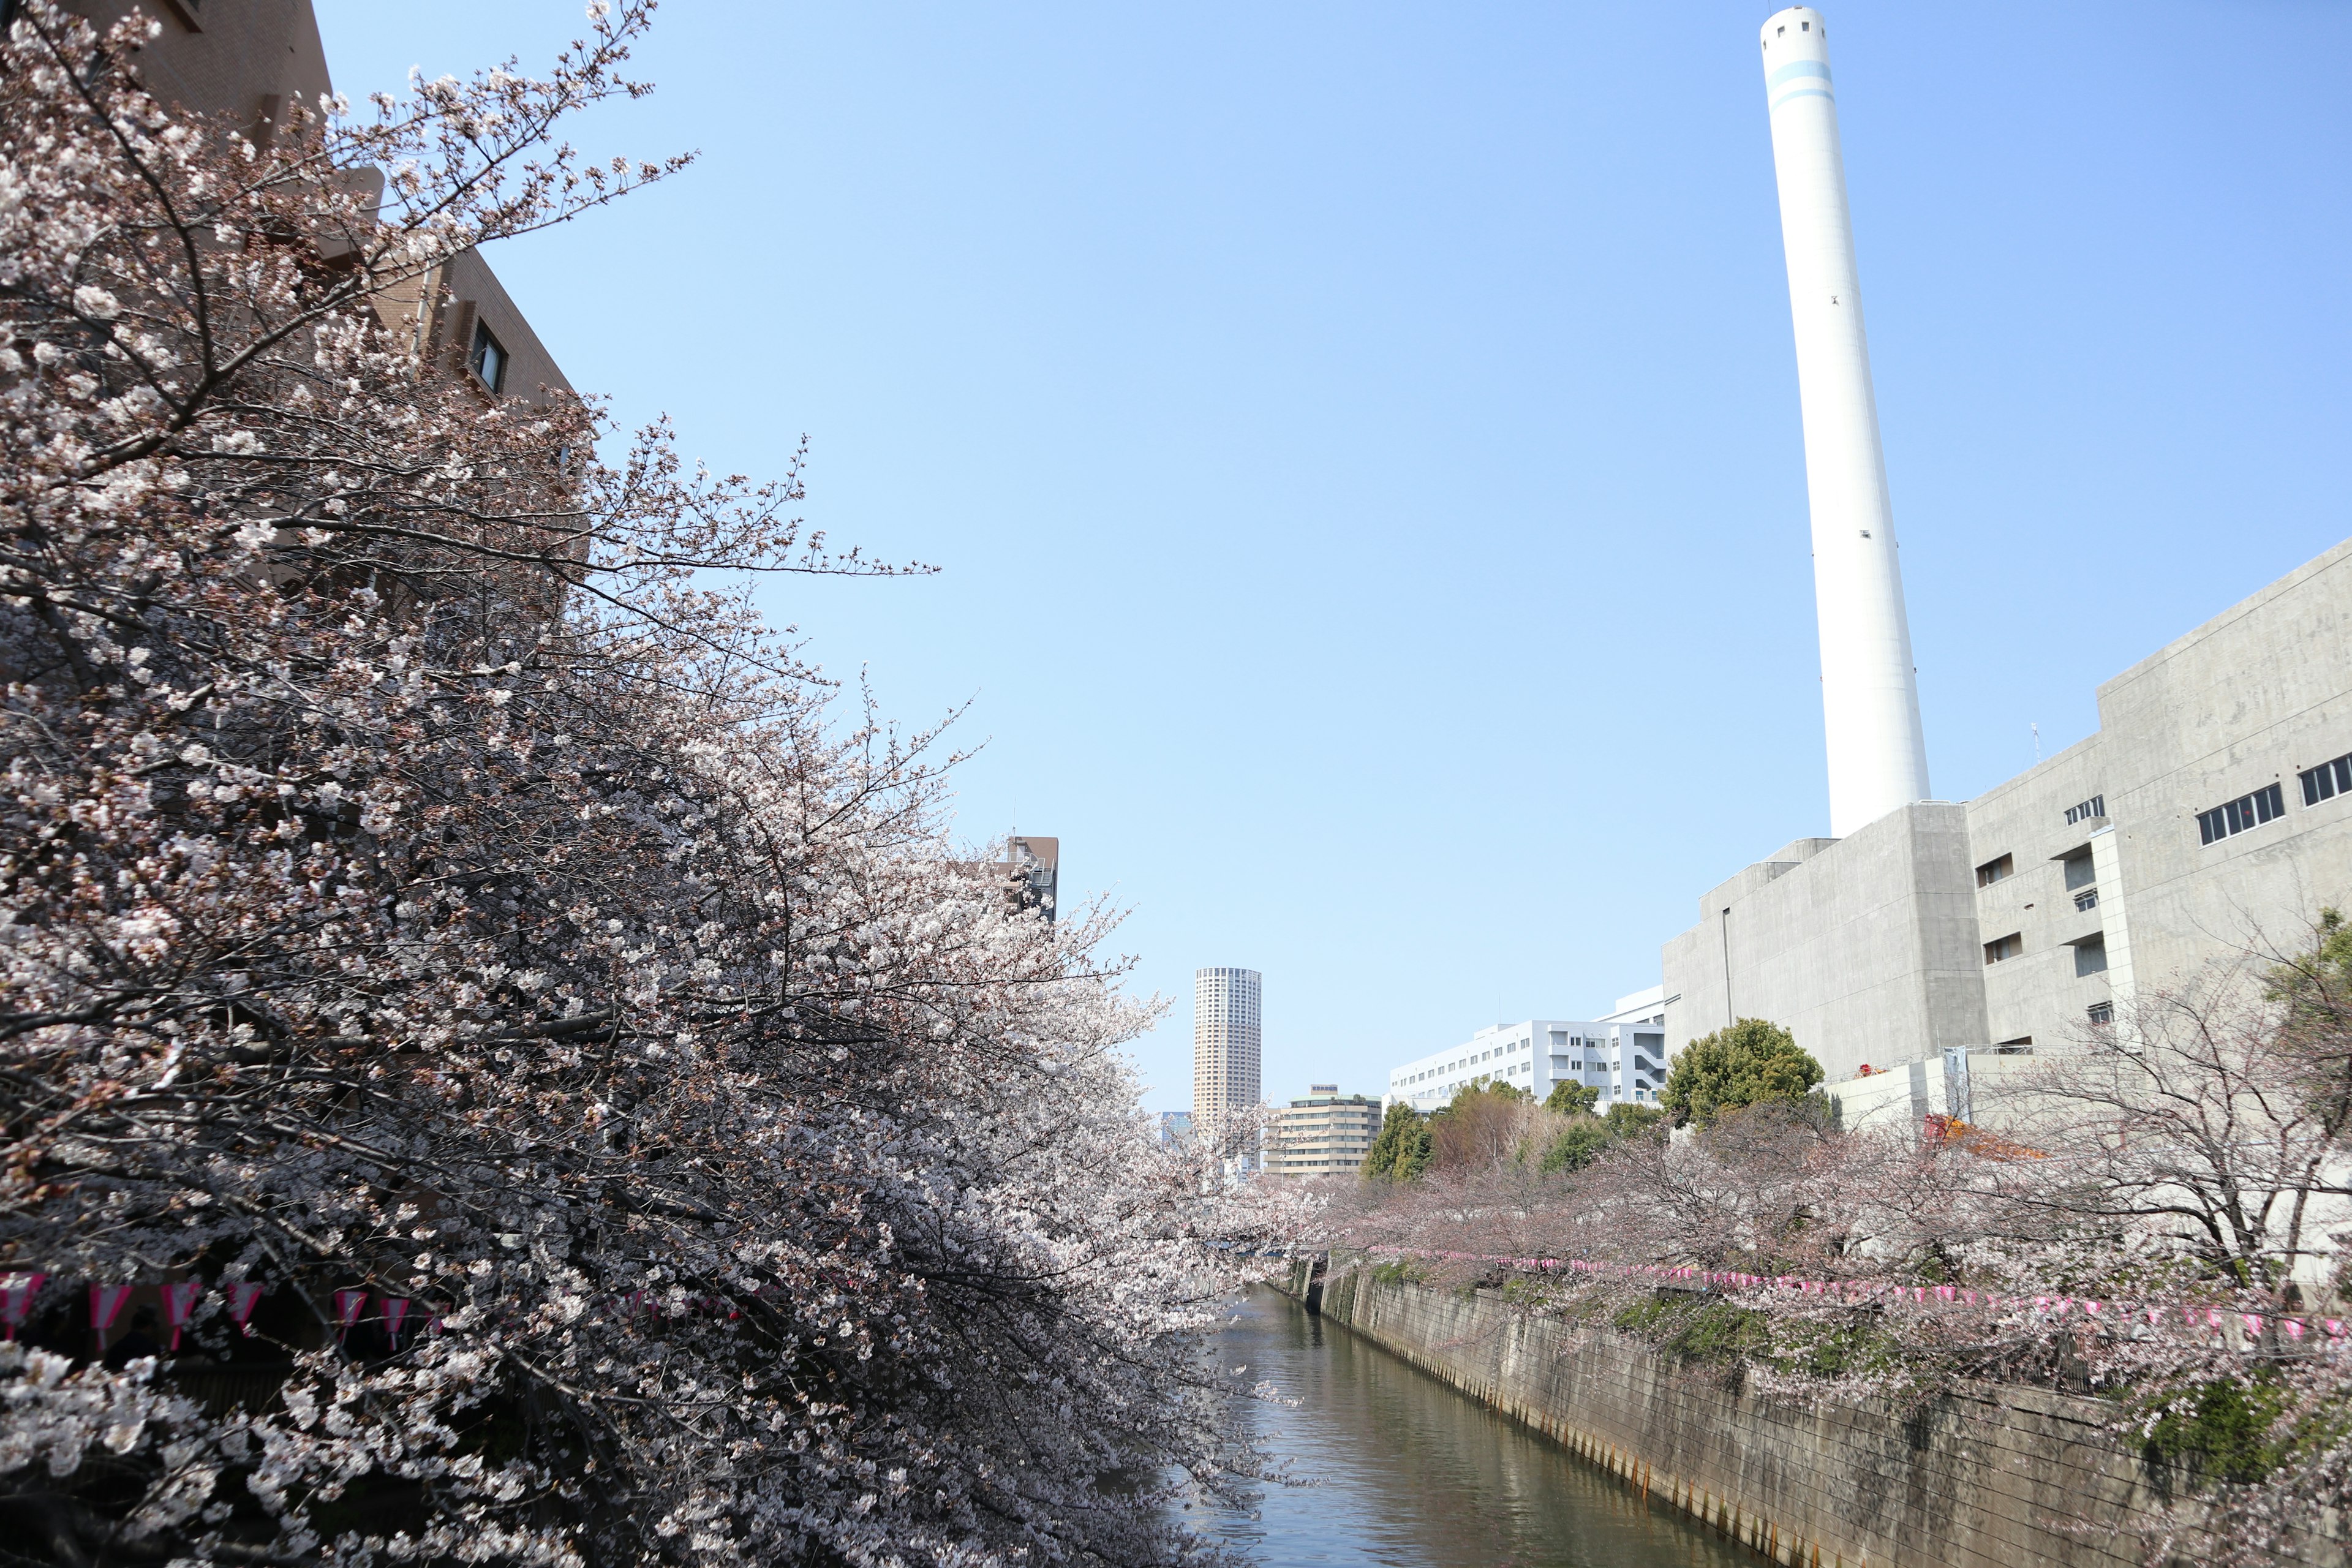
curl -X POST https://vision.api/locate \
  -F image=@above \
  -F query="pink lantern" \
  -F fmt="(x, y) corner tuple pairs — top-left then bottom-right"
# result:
(382, 1298), (410, 1349)
(160, 1281), (203, 1350)
(89, 1284), (132, 1335)
(1, 1273), (45, 1341)
(224, 1282), (264, 1333)
(333, 1289), (368, 1340)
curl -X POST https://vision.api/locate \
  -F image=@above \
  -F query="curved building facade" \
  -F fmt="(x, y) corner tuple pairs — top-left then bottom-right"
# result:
(1192, 967), (1262, 1117)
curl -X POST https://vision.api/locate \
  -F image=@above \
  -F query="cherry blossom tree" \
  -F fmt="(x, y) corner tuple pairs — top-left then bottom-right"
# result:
(0, 6), (1285, 1564)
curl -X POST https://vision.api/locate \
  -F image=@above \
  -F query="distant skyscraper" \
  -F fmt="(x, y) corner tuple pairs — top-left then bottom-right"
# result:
(1192, 968), (1262, 1116)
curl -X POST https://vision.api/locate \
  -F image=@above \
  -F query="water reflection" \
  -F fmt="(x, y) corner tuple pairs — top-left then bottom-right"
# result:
(1193, 1287), (1749, 1568)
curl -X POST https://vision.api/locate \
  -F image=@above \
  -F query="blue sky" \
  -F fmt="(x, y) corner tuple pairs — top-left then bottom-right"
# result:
(319, 2), (2352, 1111)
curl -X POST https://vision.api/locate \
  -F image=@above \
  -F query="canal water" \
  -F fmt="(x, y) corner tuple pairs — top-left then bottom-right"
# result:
(1191, 1287), (1749, 1568)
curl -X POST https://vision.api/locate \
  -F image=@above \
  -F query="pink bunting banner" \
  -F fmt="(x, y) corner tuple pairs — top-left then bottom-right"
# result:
(160, 1281), (203, 1349)
(1, 1273), (45, 1341)
(89, 1283), (132, 1334)
(224, 1281), (264, 1334)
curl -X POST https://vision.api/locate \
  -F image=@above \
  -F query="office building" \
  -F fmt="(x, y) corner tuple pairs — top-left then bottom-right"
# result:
(1385, 990), (1670, 1113)
(1192, 968), (1262, 1117)
(1264, 1086), (1382, 1178)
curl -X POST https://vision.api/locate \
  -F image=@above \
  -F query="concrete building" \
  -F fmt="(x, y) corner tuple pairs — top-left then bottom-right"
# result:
(1660, 11), (2352, 1089)
(1385, 991), (1671, 1113)
(1192, 968), (1262, 1117)
(1264, 1086), (1381, 1178)
(1666, 540), (2352, 1084)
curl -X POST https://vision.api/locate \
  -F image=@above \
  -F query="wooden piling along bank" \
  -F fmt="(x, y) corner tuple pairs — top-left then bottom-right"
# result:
(1274, 1254), (2346, 1568)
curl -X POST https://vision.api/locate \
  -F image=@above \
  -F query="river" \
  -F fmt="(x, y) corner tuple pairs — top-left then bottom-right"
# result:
(1189, 1287), (1748, 1568)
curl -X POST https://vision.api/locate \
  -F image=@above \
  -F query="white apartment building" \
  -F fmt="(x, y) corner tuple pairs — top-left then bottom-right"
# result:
(1384, 989), (1672, 1113)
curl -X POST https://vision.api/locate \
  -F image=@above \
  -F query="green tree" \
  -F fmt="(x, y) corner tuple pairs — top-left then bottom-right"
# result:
(1539, 1116), (1612, 1174)
(1660, 1019), (1823, 1129)
(1536, 1099), (1667, 1174)
(1393, 1119), (1434, 1179)
(1544, 1080), (1599, 1117)
(1604, 1101), (1668, 1139)
(1360, 1101), (1433, 1180)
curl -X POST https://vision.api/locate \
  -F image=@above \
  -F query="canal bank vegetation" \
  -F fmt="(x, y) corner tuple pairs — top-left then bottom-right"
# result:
(1311, 927), (2352, 1567)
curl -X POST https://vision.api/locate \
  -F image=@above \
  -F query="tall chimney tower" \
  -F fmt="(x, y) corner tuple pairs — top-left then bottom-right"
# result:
(1759, 7), (1930, 837)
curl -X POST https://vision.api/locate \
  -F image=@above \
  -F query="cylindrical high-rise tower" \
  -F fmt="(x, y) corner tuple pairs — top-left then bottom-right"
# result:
(1192, 967), (1262, 1118)
(1760, 7), (1930, 837)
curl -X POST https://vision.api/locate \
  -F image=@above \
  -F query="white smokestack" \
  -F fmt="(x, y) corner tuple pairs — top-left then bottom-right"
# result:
(1759, 7), (1930, 837)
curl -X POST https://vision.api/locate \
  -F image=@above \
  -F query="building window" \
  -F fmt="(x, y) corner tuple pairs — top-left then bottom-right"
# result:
(2064, 796), (2106, 826)
(1984, 933), (2022, 965)
(2073, 936), (2108, 978)
(1975, 853), (2013, 888)
(2198, 782), (2285, 846)
(2086, 1001), (2114, 1026)
(1996, 1037), (2034, 1055)
(469, 320), (508, 393)
(2300, 753), (2352, 807)
(2074, 889), (2098, 912)
(2062, 851), (2095, 892)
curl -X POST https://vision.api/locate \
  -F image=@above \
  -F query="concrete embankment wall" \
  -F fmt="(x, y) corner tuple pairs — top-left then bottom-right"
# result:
(1275, 1256), (2275, 1568)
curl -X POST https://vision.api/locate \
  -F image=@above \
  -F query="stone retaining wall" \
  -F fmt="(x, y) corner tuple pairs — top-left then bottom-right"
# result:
(1274, 1256), (2322, 1568)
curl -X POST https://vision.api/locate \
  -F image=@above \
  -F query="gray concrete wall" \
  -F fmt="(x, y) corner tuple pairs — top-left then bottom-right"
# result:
(1961, 734), (2116, 1049)
(1664, 802), (1987, 1082)
(1275, 1259), (2340, 1568)
(2094, 539), (2352, 998)
(1958, 538), (2352, 1052)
